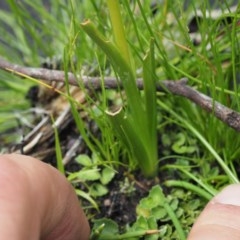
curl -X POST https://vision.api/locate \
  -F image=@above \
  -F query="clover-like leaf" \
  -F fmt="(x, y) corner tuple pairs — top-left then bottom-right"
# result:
(100, 167), (115, 185)
(133, 216), (149, 231)
(151, 206), (168, 220)
(71, 169), (101, 181)
(90, 183), (108, 197)
(136, 205), (151, 218)
(75, 154), (92, 167)
(91, 218), (119, 240)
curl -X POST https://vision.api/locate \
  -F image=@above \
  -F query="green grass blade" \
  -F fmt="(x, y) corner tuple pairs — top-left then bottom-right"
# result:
(142, 39), (157, 165)
(52, 117), (65, 174)
(106, 108), (157, 177)
(106, 0), (131, 66)
(81, 20), (142, 117)
(164, 180), (213, 200)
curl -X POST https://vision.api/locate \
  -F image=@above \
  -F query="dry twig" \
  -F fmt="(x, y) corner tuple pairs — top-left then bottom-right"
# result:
(1, 57), (240, 132)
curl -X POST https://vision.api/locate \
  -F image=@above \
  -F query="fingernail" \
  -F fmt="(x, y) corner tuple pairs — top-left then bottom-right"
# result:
(214, 184), (240, 206)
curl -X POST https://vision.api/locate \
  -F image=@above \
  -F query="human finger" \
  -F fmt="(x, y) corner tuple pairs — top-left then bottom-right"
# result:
(0, 154), (90, 240)
(188, 184), (240, 240)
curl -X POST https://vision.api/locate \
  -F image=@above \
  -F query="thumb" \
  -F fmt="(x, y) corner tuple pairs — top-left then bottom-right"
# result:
(188, 184), (240, 240)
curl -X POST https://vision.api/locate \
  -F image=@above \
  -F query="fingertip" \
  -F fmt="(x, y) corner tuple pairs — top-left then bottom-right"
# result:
(213, 184), (240, 206)
(188, 184), (240, 240)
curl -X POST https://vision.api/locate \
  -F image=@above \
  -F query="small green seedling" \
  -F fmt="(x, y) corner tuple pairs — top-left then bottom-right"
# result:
(67, 153), (115, 209)
(90, 185), (187, 240)
(90, 217), (161, 240)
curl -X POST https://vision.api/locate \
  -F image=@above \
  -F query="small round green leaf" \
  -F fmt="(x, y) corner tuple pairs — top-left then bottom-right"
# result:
(100, 167), (115, 185)
(76, 169), (101, 181)
(90, 183), (108, 197)
(75, 154), (92, 166)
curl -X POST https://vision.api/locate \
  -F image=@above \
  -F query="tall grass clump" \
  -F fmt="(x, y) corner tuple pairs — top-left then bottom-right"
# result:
(81, 0), (158, 177)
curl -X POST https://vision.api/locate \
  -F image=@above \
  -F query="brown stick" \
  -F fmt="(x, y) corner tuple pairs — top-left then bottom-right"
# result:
(1, 57), (240, 132)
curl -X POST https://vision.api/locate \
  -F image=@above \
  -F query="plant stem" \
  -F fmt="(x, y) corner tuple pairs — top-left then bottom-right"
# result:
(106, 0), (131, 66)
(165, 180), (213, 200)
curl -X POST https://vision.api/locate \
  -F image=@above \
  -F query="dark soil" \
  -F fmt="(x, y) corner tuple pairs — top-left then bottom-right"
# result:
(88, 168), (160, 230)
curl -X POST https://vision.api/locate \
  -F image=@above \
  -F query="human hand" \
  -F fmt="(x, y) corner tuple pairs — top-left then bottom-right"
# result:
(188, 184), (240, 240)
(0, 154), (90, 240)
